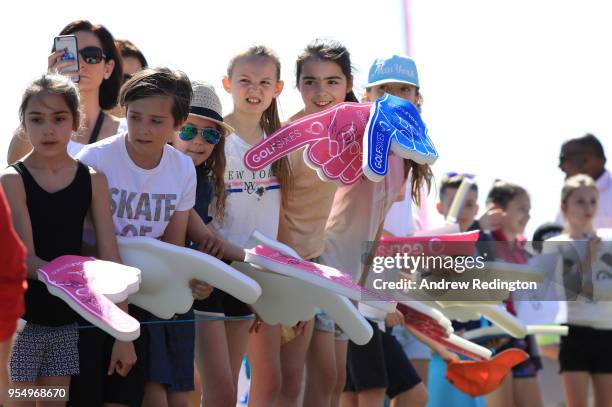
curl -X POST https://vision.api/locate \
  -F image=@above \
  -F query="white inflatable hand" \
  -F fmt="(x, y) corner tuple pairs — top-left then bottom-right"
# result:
(463, 324), (568, 343)
(233, 261), (373, 345)
(240, 231), (374, 345)
(246, 234), (396, 314)
(117, 236), (261, 320)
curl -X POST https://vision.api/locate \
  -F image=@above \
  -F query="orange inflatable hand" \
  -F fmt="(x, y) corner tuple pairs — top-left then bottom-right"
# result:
(446, 349), (529, 397)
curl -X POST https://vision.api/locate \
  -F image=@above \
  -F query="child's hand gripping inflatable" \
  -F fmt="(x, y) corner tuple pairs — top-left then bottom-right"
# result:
(37, 256), (141, 341)
(244, 102), (370, 185)
(116, 236), (261, 320)
(397, 301), (492, 361)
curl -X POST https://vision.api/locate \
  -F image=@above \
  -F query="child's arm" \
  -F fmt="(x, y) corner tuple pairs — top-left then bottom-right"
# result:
(90, 171), (122, 263)
(0, 339), (10, 404)
(6, 128), (32, 165)
(404, 324), (460, 363)
(187, 209), (246, 262)
(478, 206), (504, 232)
(579, 235), (601, 298)
(163, 209), (213, 300)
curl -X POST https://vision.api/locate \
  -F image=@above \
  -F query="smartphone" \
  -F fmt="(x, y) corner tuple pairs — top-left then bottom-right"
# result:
(53, 35), (79, 83)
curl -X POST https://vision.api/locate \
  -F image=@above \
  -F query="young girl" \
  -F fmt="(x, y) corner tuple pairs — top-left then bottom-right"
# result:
(8, 20), (124, 162)
(213, 45), (287, 407)
(1, 73), (130, 405)
(170, 80), (242, 407)
(313, 46), (430, 407)
(544, 174), (612, 407)
(485, 180), (544, 407)
(70, 68), (211, 407)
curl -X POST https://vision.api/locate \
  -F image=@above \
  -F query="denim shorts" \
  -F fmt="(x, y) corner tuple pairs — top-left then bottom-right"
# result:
(314, 310), (349, 340)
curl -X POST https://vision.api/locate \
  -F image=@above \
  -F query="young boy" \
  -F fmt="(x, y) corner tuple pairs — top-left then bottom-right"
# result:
(70, 68), (212, 407)
(437, 172), (501, 257)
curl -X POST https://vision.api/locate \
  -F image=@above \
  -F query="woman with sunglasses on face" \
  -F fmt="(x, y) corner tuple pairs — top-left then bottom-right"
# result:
(7, 20), (124, 163)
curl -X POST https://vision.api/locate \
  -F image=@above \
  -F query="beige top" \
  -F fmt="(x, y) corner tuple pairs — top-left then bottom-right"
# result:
(277, 148), (338, 259)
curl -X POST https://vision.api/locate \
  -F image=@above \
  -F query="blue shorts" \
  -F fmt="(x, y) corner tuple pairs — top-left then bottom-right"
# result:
(147, 310), (195, 391)
(391, 325), (432, 360)
(497, 334), (542, 378)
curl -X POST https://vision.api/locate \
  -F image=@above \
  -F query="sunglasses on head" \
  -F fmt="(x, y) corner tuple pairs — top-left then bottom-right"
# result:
(179, 124), (221, 145)
(79, 46), (106, 64)
(445, 172), (475, 179)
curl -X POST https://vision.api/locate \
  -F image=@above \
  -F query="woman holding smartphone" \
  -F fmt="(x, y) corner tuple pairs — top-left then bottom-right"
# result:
(7, 20), (124, 162)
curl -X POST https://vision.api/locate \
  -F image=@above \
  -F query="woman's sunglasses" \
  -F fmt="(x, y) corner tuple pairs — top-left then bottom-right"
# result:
(179, 124), (221, 145)
(78, 46), (106, 64)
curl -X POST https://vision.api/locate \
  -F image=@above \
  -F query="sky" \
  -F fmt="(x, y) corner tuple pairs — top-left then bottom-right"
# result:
(1, 0), (610, 237)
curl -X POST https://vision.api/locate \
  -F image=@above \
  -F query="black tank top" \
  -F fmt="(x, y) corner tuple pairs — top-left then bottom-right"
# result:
(12, 161), (92, 326)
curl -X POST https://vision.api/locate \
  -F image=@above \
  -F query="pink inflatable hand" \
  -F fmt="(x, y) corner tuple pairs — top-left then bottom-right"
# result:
(246, 245), (396, 313)
(397, 301), (491, 361)
(244, 103), (372, 185)
(37, 256), (141, 341)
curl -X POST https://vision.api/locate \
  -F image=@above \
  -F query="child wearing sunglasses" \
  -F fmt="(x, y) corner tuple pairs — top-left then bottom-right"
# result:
(7, 20), (126, 164)
(69, 68), (213, 407)
(170, 81), (242, 407)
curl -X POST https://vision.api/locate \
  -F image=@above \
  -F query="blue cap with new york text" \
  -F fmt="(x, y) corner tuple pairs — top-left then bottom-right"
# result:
(367, 55), (419, 88)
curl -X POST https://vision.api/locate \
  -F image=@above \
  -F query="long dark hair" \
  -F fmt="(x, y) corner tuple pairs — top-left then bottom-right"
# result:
(59, 20), (123, 110)
(201, 128), (227, 221)
(20, 73), (81, 132)
(227, 45), (292, 203)
(295, 38), (359, 103)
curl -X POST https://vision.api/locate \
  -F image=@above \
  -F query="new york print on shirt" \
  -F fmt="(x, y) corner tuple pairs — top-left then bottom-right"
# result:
(226, 168), (280, 200)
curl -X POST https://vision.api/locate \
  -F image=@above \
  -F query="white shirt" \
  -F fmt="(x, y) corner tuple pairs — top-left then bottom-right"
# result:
(321, 155), (405, 322)
(76, 133), (196, 238)
(212, 132), (281, 247)
(383, 178), (415, 237)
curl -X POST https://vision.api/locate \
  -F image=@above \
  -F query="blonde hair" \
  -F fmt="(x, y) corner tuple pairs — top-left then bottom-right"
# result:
(227, 45), (293, 204)
(561, 174), (598, 203)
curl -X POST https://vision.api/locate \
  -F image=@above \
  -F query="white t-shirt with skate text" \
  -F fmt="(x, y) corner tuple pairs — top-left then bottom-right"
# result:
(76, 133), (196, 238)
